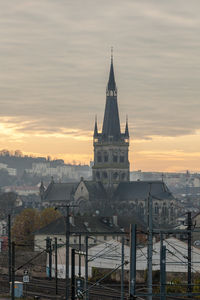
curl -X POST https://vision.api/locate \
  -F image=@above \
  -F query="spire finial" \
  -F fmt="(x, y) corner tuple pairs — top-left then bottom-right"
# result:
(125, 115), (129, 138)
(111, 46), (113, 62)
(94, 115), (98, 137)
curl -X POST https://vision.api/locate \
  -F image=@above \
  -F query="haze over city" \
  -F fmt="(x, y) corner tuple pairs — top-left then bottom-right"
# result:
(1, 0), (200, 172)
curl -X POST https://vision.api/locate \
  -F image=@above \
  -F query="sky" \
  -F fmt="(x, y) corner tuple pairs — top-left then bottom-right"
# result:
(1, 0), (200, 172)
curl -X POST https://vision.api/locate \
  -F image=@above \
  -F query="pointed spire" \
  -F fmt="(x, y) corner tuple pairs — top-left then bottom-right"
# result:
(94, 115), (98, 137)
(107, 47), (117, 93)
(102, 50), (121, 141)
(125, 115), (129, 137)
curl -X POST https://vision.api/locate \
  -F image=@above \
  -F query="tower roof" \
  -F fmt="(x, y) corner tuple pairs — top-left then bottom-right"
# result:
(107, 55), (117, 91)
(125, 116), (129, 138)
(94, 116), (98, 137)
(102, 54), (121, 141)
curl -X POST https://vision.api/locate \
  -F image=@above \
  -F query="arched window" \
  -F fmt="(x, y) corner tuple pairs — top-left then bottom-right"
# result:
(97, 151), (102, 163)
(162, 203), (167, 217)
(113, 172), (118, 180)
(170, 203), (174, 216)
(138, 203), (144, 217)
(103, 171), (108, 179)
(113, 152), (118, 163)
(96, 171), (100, 180)
(104, 151), (108, 162)
(120, 152), (125, 163)
(154, 203), (159, 215)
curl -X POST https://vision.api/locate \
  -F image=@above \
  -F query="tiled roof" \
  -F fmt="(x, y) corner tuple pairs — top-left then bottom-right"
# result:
(114, 181), (174, 201)
(44, 182), (78, 202)
(35, 216), (123, 235)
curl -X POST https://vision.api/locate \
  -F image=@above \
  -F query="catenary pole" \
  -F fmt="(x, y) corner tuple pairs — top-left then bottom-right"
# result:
(79, 234), (81, 277)
(55, 237), (58, 295)
(55, 203), (78, 300)
(121, 236), (124, 300)
(49, 238), (52, 280)
(129, 224), (137, 299)
(71, 248), (75, 300)
(85, 235), (89, 300)
(187, 212), (192, 297)
(160, 245), (166, 300)
(147, 192), (153, 300)
(66, 205), (70, 300)
(11, 241), (15, 300)
(8, 214), (11, 283)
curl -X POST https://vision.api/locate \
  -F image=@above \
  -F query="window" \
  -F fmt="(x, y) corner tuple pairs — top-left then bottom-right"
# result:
(162, 203), (167, 217)
(96, 172), (100, 180)
(170, 203), (174, 216)
(113, 172), (118, 180)
(97, 151), (102, 162)
(104, 152), (108, 162)
(113, 155), (118, 162)
(154, 203), (159, 215)
(104, 236), (107, 241)
(103, 172), (108, 179)
(120, 156), (124, 163)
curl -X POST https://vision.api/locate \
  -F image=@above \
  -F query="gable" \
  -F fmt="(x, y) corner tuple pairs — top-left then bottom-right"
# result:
(74, 181), (89, 201)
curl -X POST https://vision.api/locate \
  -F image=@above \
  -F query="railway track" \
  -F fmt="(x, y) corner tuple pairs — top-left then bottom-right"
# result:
(0, 275), (195, 299)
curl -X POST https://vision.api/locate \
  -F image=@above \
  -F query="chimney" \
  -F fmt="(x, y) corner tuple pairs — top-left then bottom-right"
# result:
(112, 215), (118, 226)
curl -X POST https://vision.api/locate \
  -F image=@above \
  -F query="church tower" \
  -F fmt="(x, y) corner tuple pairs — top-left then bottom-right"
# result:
(92, 53), (130, 188)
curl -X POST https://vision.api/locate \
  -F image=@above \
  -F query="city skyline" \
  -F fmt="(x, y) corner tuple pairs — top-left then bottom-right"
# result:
(1, 1), (200, 172)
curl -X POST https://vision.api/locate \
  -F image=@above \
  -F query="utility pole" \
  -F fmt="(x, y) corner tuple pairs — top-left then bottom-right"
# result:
(160, 244), (166, 300)
(11, 241), (15, 300)
(55, 237), (58, 295)
(147, 192), (153, 300)
(49, 238), (52, 280)
(121, 236), (124, 300)
(187, 212), (192, 297)
(55, 204), (78, 300)
(129, 224), (137, 300)
(71, 248), (75, 300)
(79, 234), (81, 277)
(85, 235), (89, 300)
(46, 237), (52, 279)
(8, 214), (11, 283)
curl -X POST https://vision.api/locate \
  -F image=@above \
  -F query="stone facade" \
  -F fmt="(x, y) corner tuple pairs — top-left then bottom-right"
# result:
(92, 55), (129, 188)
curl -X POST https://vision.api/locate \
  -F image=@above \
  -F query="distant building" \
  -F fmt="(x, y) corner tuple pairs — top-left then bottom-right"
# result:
(34, 215), (123, 252)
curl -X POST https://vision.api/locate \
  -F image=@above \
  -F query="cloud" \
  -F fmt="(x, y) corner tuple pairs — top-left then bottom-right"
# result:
(0, 0), (200, 171)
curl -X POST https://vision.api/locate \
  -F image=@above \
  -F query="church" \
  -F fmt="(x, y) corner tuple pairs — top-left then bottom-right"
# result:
(40, 54), (177, 226)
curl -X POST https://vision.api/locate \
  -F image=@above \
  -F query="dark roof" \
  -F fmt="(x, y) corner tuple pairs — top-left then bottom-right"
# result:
(83, 180), (107, 199)
(114, 181), (174, 201)
(35, 215), (122, 235)
(107, 58), (116, 91)
(94, 118), (98, 137)
(102, 96), (121, 140)
(117, 215), (146, 231)
(102, 58), (121, 141)
(44, 182), (78, 202)
(124, 119), (129, 138)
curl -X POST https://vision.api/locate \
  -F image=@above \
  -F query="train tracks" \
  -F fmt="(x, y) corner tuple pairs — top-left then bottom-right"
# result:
(0, 274), (194, 299)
